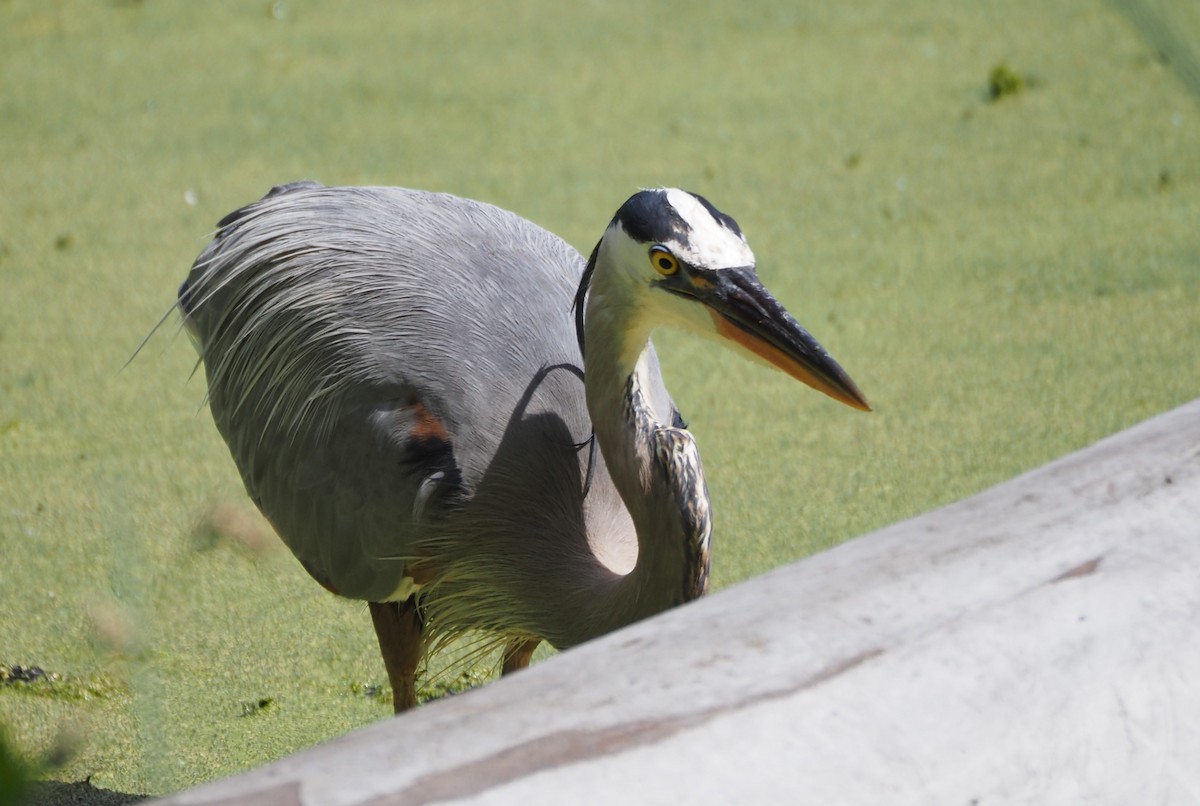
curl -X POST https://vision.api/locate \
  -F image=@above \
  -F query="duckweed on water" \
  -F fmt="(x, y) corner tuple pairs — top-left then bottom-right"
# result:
(988, 62), (1026, 100)
(0, 663), (124, 702)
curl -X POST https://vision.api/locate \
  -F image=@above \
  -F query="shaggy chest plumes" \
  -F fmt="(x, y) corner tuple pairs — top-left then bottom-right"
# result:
(624, 371), (713, 603)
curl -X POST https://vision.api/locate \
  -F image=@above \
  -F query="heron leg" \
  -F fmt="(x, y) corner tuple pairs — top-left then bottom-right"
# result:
(501, 637), (541, 675)
(368, 599), (424, 714)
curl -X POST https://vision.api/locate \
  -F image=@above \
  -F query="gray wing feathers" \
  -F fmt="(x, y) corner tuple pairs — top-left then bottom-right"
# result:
(184, 183), (591, 599)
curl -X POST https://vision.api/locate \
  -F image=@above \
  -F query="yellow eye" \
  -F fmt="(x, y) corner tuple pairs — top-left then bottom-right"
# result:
(649, 246), (679, 276)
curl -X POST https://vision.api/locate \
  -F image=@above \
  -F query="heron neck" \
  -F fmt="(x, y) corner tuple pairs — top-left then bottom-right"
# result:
(580, 286), (704, 636)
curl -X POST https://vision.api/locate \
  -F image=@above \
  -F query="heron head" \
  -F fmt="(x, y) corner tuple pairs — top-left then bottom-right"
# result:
(581, 188), (870, 412)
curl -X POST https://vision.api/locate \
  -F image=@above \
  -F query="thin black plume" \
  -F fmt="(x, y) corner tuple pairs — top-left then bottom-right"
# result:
(572, 240), (601, 359)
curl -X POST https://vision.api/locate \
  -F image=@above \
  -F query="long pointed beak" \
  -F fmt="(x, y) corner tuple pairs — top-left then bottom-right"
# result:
(673, 266), (871, 411)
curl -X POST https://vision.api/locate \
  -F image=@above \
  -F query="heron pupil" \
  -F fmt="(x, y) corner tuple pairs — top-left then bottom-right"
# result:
(659, 258), (672, 270)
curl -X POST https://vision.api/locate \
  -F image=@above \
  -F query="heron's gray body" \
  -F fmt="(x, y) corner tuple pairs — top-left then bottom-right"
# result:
(181, 182), (868, 706)
(184, 182), (681, 649)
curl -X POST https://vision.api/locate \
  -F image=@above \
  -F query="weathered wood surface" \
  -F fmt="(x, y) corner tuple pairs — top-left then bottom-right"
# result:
(159, 399), (1200, 806)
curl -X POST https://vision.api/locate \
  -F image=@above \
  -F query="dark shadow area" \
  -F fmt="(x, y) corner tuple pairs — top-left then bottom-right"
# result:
(22, 780), (148, 806)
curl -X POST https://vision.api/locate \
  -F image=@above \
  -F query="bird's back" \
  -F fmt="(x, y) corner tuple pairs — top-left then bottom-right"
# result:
(183, 182), (617, 603)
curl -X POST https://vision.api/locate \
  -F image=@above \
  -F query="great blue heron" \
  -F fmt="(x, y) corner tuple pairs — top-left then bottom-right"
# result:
(179, 181), (869, 713)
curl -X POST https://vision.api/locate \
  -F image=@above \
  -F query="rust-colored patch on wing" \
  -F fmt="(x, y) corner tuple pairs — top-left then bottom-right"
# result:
(406, 398), (451, 443)
(404, 558), (439, 586)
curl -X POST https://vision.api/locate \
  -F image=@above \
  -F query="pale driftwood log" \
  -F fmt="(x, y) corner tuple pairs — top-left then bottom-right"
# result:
(159, 399), (1200, 806)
